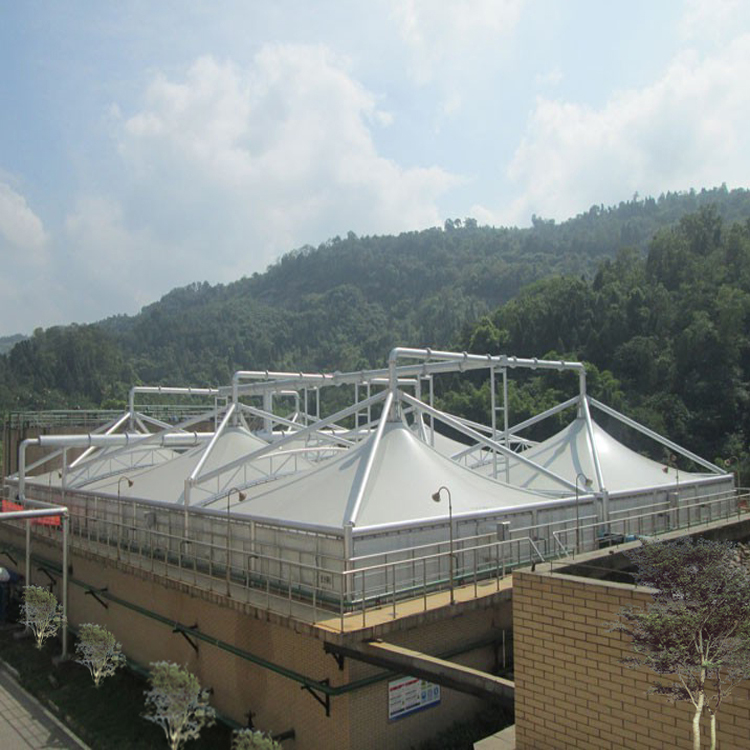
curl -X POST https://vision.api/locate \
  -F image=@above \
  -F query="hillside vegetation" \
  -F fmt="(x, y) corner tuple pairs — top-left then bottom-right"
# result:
(2, 187), (750, 469)
(447, 204), (750, 466)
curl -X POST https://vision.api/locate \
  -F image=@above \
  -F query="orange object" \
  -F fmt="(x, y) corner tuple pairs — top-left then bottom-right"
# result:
(1, 499), (61, 527)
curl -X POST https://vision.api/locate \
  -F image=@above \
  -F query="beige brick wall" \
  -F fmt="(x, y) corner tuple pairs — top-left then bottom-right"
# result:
(0, 522), (513, 750)
(3, 524), (350, 749)
(514, 568), (750, 750)
(348, 605), (511, 750)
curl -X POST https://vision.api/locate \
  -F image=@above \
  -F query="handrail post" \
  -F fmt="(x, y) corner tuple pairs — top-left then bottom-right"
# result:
(25, 519), (31, 588)
(62, 513), (69, 659)
(361, 572), (366, 628)
(496, 542), (500, 590)
(339, 570), (345, 633)
(473, 550), (477, 597)
(391, 562), (396, 619)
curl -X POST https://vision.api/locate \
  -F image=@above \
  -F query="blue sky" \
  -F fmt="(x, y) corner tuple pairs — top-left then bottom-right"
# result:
(1, 0), (749, 335)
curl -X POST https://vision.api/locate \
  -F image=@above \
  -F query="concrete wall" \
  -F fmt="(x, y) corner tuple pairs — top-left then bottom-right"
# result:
(513, 567), (750, 750)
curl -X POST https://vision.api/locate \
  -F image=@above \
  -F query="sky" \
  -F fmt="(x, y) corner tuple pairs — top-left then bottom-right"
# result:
(1, 0), (750, 336)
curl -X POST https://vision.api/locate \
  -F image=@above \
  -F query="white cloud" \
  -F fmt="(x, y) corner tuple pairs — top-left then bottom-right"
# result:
(0, 194), (159, 335)
(679, 0), (748, 45)
(0, 183), (56, 333)
(534, 68), (563, 89)
(497, 34), (750, 225)
(391, 0), (526, 85)
(114, 46), (458, 281)
(0, 182), (48, 263)
(1, 43), (460, 335)
(64, 196), (164, 305)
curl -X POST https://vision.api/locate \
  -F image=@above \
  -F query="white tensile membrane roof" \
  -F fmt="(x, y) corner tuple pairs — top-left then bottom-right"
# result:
(7, 350), (736, 629)
(415, 427), (472, 459)
(26, 444), (181, 488)
(13, 349), (729, 524)
(227, 421), (548, 531)
(472, 416), (715, 493)
(23, 407), (189, 489)
(83, 426), (311, 506)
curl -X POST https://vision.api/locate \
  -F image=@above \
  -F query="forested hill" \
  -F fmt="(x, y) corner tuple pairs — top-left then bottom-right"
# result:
(2, 186), (750, 414)
(0, 335), (25, 355)
(447, 204), (750, 465)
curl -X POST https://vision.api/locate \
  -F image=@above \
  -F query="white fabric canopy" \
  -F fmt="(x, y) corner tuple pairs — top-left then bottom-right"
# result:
(231, 422), (548, 530)
(472, 417), (714, 493)
(418, 428), (474, 458)
(84, 427), (310, 505)
(26, 444), (180, 488)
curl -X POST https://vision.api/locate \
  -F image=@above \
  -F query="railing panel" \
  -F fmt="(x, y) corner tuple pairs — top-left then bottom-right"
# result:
(4, 481), (748, 631)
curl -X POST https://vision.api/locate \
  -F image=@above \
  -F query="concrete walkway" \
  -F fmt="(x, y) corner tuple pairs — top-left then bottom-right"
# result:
(0, 665), (89, 749)
(474, 724), (515, 749)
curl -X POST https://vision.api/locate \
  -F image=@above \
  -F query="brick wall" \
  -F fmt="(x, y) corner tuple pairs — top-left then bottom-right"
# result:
(4, 525), (350, 749)
(0, 522), (514, 750)
(348, 605), (510, 750)
(513, 568), (750, 750)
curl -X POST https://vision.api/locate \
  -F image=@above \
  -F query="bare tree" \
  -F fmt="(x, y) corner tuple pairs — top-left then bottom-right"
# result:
(143, 661), (215, 750)
(75, 623), (125, 687)
(20, 585), (65, 650)
(613, 538), (750, 750)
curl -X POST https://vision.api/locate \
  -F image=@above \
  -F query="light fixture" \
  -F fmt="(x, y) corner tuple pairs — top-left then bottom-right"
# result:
(432, 486), (455, 605)
(575, 473), (592, 553)
(117, 476), (134, 499)
(226, 488), (247, 596)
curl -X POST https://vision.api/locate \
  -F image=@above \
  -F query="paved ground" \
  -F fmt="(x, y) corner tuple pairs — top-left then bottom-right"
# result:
(0, 666), (89, 749)
(474, 724), (515, 749)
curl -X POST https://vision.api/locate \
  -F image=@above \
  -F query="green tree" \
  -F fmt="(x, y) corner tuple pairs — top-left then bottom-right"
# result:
(143, 662), (216, 750)
(232, 728), (282, 750)
(74, 623), (126, 687)
(612, 539), (750, 750)
(20, 585), (65, 650)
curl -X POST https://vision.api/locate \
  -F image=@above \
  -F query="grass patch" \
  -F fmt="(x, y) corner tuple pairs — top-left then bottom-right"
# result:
(0, 626), (233, 749)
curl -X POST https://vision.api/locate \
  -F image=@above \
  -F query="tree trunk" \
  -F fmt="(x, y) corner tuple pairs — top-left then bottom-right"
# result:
(692, 693), (704, 750)
(710, 711), (716, 750)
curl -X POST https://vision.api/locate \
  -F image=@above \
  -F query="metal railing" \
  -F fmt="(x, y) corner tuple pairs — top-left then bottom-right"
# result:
(2, 482), (748, 632)
(3, 406), (212, 429)
(345, 536), (544, 627)
(1, 484), (546, 630)
(551, 487), (747, 557)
